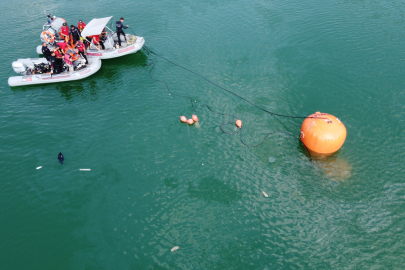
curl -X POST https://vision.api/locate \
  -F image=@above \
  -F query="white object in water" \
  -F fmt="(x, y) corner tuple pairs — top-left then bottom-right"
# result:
(36, 166), (42, 169)
(171, 246), (179, 252)
(268, 157), (276, 163)
(262, 191), (269, 197)
(80, 169), (91, 171)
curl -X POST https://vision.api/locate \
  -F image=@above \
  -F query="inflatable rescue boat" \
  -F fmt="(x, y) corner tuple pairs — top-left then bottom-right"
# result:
(36, 15), (145, 59)
(8, 57), (101, 87)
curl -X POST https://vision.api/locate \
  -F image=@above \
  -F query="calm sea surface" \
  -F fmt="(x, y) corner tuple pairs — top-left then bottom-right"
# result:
(1, 0), (405, 269)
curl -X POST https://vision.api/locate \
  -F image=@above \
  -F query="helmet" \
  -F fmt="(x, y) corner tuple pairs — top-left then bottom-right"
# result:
(63, 22), (67, 26)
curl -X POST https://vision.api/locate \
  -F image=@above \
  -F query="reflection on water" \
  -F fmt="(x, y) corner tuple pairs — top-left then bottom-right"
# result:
(312, 152), (352, 181)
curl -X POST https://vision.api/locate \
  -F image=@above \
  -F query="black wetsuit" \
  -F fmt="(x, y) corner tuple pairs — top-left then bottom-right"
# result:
(116, 20), (128, 46)
(50, 55), (62, 74)
(70, 27), (81, 44)
(42, 46), (52, 61)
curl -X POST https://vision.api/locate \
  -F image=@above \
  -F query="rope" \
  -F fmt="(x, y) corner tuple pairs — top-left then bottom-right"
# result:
(143, 45), (316, 119)
(139, 42), (312, 159)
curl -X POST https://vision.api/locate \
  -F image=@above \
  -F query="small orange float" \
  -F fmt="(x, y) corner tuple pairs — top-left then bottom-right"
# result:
(180, 116), (187, 123)
(192, 115), (198, 122)
(235, 119), (242, 128)
(301, 112), (346, 155)
(187, 119), (194, 125)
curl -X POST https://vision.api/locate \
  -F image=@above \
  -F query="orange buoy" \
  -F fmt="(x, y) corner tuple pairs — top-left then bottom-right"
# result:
(301, 112), (346, 155)
(235, 119), (242, 128)
(192, 115), (198, 122)
(180, 116), (187, 123)
(187, 119), (194, 125)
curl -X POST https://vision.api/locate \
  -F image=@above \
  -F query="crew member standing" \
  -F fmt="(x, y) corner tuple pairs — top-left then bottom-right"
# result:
(60, 22), (70, 42)
(115, 17), (128, 47)
(49, 53), (61, 74)
(54, 46), (65, 72)
(76, 40), (88, 64)
(77, 20), (86, 33)
(70, 25), (81, 45)
(42, 42), (52, 62)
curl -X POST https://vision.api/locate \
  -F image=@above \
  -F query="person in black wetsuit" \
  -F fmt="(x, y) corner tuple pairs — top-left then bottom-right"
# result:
(42, 42), (52, 62)
(70, 25), (81, 45)
(116, 17), (129, 47)
(49, 53), (62, 74)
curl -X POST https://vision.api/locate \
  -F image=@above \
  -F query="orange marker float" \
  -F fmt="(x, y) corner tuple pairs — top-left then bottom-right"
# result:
(192, 115), (198, 122)
(187, 119), (194, 125)
(235, 119), (242, 128)
(180, 116), (187, 123)
(301, 112), (346, 155)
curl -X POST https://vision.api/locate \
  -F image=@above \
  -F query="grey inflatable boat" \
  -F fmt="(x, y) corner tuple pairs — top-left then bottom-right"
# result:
(36, 15), (145, 59)
(8, 57), (101, 87)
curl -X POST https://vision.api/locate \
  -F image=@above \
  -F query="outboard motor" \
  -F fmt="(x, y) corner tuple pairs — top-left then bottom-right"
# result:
(12, 61), (28, 75)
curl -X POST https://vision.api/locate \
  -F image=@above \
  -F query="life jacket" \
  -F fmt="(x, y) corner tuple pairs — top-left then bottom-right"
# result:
(66, 47), (80, 61)
(64, 53), (73, 65)
(77, 21), (86, 31)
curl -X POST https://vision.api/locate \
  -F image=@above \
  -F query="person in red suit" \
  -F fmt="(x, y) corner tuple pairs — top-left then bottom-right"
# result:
(77, 20), (86, 33)
(92, 35), (105, 50)
(60, 22), (70, 42)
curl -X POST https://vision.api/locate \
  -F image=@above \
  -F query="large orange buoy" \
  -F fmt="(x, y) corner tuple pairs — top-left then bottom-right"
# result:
(301, 112), (346, 155)
(192, 115), (198, 122)
(187, 119), (194, 125)
(235, 119), (242, 128)
(180, 116), (187, 123)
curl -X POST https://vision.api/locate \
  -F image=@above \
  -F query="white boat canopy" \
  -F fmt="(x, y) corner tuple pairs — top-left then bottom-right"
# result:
(81, 16), (112, 37)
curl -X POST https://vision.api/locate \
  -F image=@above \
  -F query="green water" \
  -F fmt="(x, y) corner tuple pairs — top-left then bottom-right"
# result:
(1, 0), (405, 269)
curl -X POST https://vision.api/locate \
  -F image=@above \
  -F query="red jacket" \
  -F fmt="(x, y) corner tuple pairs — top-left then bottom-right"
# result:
(77, 21), (86, 31)
(54, 48), (64, 58)
(60, 26), (69, 36)
(92, 35), (100, 44)
(77, 42), (85, 52)
(57, 42), (68, 52)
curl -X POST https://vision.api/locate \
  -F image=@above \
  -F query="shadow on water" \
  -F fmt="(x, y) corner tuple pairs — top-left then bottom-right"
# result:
(208, 235), (282, 269)
(164, 177), (179, 189)
(10, 50), (149, 101)
(254, 134), (311, 166)
(188, 177), (242, 205)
